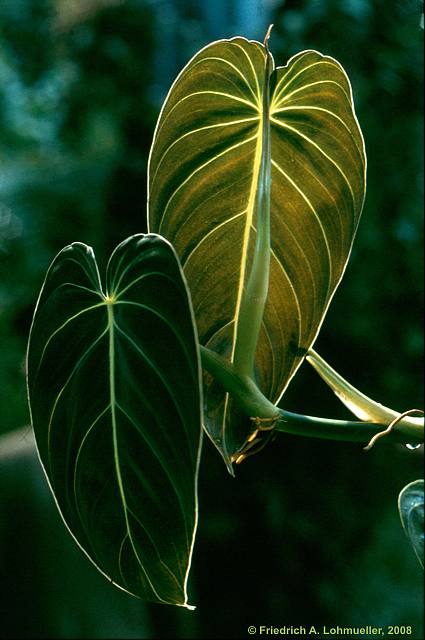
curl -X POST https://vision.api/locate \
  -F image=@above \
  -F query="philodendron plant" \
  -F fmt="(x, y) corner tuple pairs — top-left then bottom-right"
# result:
(26, 30), (424, 608)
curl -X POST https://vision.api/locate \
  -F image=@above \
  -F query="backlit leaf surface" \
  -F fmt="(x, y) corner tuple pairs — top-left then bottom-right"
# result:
(148, 37), (366, 464)
(27, 234), (203, 606)
(398, 479), (424, 568)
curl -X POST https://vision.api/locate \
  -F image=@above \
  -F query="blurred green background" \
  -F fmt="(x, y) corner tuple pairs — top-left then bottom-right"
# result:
(0, 0), (423, 638)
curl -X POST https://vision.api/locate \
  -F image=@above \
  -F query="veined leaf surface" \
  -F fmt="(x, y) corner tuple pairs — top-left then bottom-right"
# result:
(27, 234), (203, 606)
(398, 480), (424, 569)
(148, 37), (366, 464)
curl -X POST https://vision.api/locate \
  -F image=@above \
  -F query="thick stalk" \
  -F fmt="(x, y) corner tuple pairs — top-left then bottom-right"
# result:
(307, 348), (423, 430)
(275, 409), (423, 445)
(200, 345), (278, 419)
(200, 346), (424, 447)
(233, 29), (273, 378)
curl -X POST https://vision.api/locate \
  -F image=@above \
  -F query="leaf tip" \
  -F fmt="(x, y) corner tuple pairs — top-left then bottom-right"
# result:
(263, 24), (273, 50)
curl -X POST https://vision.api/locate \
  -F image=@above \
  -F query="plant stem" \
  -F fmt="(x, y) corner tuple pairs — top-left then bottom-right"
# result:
(200, 346), (424, 447)
(275, 409), (423, 445)
(233, 32), (273, 378)
(200, 345), (278, 419)
(307, 348), (424, 430)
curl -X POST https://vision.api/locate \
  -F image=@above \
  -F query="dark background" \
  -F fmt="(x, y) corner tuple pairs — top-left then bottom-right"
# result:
(0, 0), (423, 638)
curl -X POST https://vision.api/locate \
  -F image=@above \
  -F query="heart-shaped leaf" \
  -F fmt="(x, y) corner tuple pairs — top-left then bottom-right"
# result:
(27, 234), (203, 606)
(398, 479), (424, 568)
(148, 37), (366, 464)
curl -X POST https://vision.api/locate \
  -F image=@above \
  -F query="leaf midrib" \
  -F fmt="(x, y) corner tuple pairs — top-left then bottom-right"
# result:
(107, 302), (168, 604)
(229, 113), (263, 364)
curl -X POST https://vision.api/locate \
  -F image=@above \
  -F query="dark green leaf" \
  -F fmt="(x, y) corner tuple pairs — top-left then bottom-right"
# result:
(398, 479), (424, 568)
(27, 234), (203, 606)
(148, 37), (366, 463)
